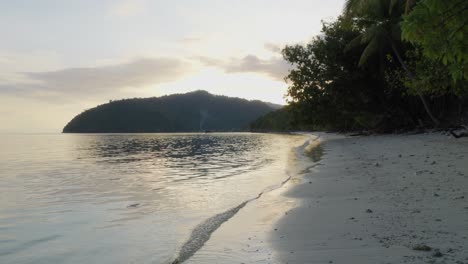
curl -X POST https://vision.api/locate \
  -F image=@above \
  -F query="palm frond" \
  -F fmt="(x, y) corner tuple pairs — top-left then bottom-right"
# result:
(343, 0), (361, 17)
(359, 38), (379, 66)
(345, 35), (364, 51)
(361, 25), (380, 43)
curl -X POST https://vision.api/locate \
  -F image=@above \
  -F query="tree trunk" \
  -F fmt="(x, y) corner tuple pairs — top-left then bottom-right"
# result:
(390, 42), (440, 126)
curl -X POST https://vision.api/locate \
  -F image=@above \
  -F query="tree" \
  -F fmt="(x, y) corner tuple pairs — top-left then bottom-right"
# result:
(249, 107), (298, 132)
(282, 18), (412, 131)
(397, 49), (466, 97)
(401, 0), (468, 81)
(343, 0), (440, 126)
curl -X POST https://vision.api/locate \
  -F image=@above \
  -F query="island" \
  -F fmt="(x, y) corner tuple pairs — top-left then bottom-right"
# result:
(63, 90), (281, 133)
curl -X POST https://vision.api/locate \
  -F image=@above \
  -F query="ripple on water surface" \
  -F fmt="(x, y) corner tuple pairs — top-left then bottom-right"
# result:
(0, 133), (306, 264)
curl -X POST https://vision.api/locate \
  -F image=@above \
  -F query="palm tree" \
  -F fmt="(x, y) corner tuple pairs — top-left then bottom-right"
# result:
(343, 0), (440, 126)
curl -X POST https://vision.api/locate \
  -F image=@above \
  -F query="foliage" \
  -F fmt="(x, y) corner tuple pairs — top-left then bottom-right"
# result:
(343, 0), (444, 126)
(63, 91), (275, 133)
(271, 0), (468, 132)
(343, 0), (406, 66)
(401, 0), (468, 80)
(391, 49), (468, 97)
(249, 107), (295, 132)
(281, 18), (420, 131)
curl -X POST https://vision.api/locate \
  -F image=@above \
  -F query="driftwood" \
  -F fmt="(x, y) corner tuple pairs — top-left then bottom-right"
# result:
(449, 125), (468, 138)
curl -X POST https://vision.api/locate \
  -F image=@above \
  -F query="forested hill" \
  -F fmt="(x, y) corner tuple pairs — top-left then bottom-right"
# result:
(63, 91), (277, 133)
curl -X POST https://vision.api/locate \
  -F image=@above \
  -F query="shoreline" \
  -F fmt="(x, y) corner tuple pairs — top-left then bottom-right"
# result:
(273, 133), (468, 263)
(182, 133), (313, 263)
(185, 132), (468, 263)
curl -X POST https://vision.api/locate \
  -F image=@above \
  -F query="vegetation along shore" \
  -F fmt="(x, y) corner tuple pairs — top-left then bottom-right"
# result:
(251, 0), (467, 135)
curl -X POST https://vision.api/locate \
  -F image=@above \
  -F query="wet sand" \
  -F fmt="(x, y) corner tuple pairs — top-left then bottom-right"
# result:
(188, 133), (468, 263)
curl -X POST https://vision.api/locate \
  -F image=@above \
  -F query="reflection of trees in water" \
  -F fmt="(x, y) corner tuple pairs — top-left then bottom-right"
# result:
(74, 134), (274, 182)
(87, 134), (263, 160)
(305, 144), (324, 163)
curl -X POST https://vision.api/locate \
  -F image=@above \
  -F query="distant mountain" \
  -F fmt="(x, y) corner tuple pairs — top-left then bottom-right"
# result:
(63, 90), (276, 133)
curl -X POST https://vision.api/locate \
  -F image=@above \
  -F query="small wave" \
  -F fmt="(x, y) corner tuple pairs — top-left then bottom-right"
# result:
(0, 234), (61, 257)
(171, 176), (292, 264)
(170, 134), (319, 264)
(170, 200), (250, 264)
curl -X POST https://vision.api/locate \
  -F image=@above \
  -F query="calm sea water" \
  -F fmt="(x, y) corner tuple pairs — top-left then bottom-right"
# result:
(0, 133), (305, 264)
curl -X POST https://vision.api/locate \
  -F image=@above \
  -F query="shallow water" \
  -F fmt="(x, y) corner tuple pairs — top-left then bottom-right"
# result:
(0, 133), (305, 264)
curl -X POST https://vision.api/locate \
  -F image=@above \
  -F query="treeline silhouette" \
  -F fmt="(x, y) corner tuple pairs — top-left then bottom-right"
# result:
(63, 91), (277, 133)
(250, 0), (467, 132)
(249, 107), (296, 132)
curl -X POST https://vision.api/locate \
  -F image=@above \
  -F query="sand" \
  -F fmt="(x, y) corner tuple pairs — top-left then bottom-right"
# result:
(186, 133), (468, 264)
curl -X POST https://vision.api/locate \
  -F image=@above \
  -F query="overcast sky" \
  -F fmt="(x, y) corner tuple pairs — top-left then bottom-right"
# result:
(0, 0), (345, 133)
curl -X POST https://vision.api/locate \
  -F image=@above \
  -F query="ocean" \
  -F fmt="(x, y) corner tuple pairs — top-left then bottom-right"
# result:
(0, 133), (308, 264)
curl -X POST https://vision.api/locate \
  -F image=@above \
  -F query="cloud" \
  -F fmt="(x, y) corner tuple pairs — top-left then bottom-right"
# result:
(109, 0), (147, 17)
(264, 43), (282, 53)
(0, 51), (61, 85)
(195, 55), (290, 81)
(194, 56), (224, 66)
(178, 37), (203, 44)
(1, 57), (190, 100)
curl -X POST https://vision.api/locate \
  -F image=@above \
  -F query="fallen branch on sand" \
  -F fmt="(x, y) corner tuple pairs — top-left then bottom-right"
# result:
(449, 125), (468, 138)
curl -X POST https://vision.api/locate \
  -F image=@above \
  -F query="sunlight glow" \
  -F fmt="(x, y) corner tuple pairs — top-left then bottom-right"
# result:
(155, 68), (288, 104)
(0, 0), (345, 132)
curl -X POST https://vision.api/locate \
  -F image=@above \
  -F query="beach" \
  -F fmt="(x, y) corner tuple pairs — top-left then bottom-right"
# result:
(188, 133), (468, 263)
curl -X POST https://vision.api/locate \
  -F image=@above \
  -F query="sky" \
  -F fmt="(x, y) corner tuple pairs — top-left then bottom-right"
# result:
(0, 0), (345, 133)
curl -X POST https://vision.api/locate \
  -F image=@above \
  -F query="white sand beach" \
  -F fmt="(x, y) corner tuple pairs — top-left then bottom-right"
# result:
(188, 133), (468, 264)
